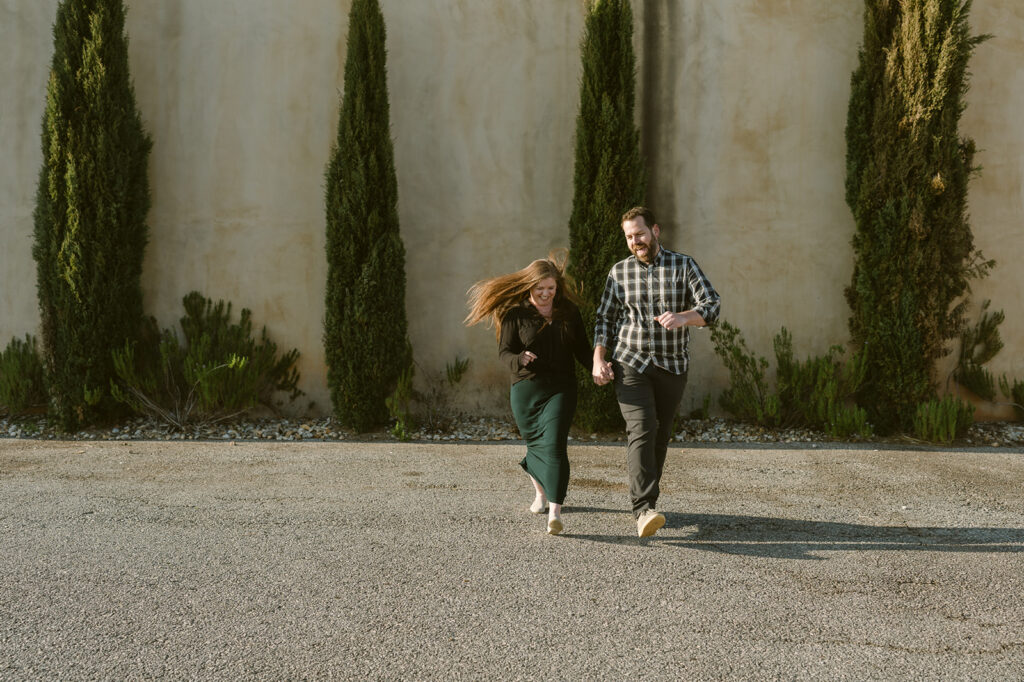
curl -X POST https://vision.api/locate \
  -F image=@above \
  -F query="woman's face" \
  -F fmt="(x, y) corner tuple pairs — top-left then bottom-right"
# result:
(529, 277), (557, 310)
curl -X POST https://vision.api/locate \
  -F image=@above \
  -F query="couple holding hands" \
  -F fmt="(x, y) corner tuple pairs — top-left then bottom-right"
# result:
(466, 207), (721, 537)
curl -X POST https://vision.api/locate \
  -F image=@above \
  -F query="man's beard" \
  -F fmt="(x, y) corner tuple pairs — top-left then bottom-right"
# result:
(632, 238), (659, 263)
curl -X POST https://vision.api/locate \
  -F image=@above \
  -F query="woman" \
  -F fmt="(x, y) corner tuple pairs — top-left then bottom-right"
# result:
(465, 253), (592, 535)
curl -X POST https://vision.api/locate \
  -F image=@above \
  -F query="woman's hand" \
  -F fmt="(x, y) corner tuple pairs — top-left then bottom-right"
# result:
(520, 351), (537, 367)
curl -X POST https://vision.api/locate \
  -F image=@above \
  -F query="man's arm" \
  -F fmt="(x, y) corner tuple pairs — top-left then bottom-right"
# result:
(592, 275), (621, 385)
(656, 257), (720, 330)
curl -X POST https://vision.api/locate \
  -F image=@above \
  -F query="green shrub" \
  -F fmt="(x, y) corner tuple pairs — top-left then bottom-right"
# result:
(774, 328), (873, 439)
(710, 321), (780, 426)
(32, 0), (152, 430)
(415, 356), (470, 434)
(0, 335), (47, 416)
(954, 300), (1004, 401)
(111, 292), (301, 429)
(913, 396), (974, 444)
(566, 0), (645, 432)
(998, 376), (1024, 421)
(385, 364), (415, 441)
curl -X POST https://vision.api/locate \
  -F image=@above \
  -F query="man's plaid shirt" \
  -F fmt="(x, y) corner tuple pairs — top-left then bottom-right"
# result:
(594, 246), (721, 375)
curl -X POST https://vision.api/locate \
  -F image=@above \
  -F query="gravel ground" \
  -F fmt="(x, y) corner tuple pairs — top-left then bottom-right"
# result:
(3, 414), (1023, 448)
(1, 438), (1022, 680)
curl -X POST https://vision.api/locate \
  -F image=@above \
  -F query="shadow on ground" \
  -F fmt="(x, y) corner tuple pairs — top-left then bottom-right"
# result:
(564, 510), (1024, 559)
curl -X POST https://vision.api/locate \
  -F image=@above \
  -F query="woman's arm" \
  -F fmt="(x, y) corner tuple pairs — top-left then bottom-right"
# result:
(498, 310), (526, 374)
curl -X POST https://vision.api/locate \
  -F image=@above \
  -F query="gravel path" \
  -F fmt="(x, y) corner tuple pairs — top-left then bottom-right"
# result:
(2, 439), (1023, 680)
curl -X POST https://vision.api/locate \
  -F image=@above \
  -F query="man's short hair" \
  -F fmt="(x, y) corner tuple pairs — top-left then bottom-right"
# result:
(621, 206), (655, 227)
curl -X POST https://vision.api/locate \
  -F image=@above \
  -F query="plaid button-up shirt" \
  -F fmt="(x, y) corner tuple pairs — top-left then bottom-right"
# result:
(594, 246), (720, 375)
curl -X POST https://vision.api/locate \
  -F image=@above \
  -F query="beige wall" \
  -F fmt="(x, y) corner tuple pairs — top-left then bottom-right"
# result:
(2, 0), (1022, 419)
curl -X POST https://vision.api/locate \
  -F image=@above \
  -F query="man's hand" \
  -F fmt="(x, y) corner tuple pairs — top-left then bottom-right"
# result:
(592, 345), (614, 385)
(592, 358), (613, 385)
(656, 310), (706, 330)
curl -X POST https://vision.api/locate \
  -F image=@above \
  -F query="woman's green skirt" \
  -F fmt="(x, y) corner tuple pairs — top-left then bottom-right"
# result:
(510, 376), (577, 505)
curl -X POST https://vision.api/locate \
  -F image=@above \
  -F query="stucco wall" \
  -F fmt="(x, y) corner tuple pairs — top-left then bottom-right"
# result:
(2, 0), (1022, 420)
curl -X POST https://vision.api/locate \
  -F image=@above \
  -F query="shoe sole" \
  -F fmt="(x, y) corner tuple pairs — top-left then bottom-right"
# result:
(637, 513), (666, 538)
(547, 518), (563, 535)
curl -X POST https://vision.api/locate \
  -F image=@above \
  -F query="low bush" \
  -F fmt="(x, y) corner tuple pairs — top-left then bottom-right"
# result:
(111, 292), (301, 429)
(711, 321), (873, 438)
(0, 335), (47, 416)
(774, 328), (872, 439)
(953, 300), (1004, 401)
(710, 321), (780, 426)
(998, 376), (1024, 421)
(416, 356), (470, 433)
(385, 361), (415, 441)
(385, 355), (470, 440)
(913, 396), (974, 444)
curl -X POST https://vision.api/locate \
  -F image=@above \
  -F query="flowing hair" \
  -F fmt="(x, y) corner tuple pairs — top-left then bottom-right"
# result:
(465, 249), (581, 340)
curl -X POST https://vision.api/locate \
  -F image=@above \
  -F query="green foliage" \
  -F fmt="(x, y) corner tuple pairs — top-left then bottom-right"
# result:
(446, 356), (470, 387)
(710, 322), (780, 427)
(567, 0), (645, 431)
(912, 396), (974, 443)
(324, 0), (412, 432)
(774, 329), (873, 439)
(385, 364), (415, 441)
(953, 299), (1004, 400)
(415, 356), (471, 434)
(711, 322), (874, 438)
(998, 375), (1024, 421)
(385, 355), (471, 439)
(32, 0), (152, 431)
(0, 335), (47, 416)
(845, 0), (991, 434)
(110, 292), (301, 429)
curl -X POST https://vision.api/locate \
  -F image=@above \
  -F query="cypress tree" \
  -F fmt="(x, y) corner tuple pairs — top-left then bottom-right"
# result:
(845, 0), (989, 434)
(324, 0), (412, 432)
(32, 0), (152, 431)
(567, 0), (646, 431)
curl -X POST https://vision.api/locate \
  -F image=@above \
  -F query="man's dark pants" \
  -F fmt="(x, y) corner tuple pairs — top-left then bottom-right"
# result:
(614, 362), (688, 519)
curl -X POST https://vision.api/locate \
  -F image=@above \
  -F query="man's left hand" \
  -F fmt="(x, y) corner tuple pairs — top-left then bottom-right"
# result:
(656, 311), (685, 329)
(657, 310), (706, 329)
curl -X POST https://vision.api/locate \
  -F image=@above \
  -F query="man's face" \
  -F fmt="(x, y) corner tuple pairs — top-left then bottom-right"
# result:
(622, 218), (660, 264)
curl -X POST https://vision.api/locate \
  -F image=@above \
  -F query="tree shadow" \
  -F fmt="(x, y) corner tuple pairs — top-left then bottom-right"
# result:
(657, 512), (1024, 560)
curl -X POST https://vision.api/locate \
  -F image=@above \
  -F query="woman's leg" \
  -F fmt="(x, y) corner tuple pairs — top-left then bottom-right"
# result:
(528, 472), (547, 513)
(547, 502), (563, 535)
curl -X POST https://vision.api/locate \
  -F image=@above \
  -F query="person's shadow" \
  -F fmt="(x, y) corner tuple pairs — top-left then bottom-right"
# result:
(565, 509), (1024, 560)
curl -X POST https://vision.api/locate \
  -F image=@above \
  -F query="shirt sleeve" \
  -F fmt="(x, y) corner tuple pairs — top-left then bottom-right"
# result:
(686, 258), (721, 326)
(594, 274), (623, 348)
(497, 311), (524, 374)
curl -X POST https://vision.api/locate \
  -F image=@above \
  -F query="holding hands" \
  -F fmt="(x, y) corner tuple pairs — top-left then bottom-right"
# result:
(589, 348), (610, 385)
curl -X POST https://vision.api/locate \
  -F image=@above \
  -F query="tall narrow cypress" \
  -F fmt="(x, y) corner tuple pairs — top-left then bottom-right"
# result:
(567, 0), (646, 431)
(324, 0), (411, 431)
(845, 0), (989, 434)
(32, 0), (152, 431)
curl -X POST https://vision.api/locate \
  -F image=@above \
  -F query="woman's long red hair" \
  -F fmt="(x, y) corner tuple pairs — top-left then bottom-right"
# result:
(464, 250), (581, 340)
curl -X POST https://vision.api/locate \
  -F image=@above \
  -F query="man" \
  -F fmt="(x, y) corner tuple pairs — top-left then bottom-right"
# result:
(592, 206), (720, 538)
